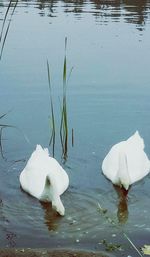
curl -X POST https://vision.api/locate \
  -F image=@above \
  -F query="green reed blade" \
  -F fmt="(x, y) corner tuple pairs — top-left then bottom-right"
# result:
(72, 128), (74, 147)
(47, 60), (55, 117)
(47, 60), (56, 151)
(0, 124), (14, 128)
(0, 112), (8, 119)
(60, 37), (70, 160)
(0, 0), (13, 43)
(0, 24), (10, 59)
(0, 0), (18, 59)
(49, 128), (55, 157)
(123, 233), (143, 257)
(49, 118), (55, 145)
(60, 109), (64, 146)
(63, 55), (67, 89)
(67, 66), (74, 85)
(65, 37), (67, 52)
(0, 127), (6, 160)
(62, 99), (68, 160)
(47, 60), (52, 91)
(63, 37), (67, 91)
(63, 98), (68, 135)
(60, 103), (67, 159)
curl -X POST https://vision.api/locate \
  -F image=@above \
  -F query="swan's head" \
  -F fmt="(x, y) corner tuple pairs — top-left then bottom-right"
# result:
(52, 198), (65, 216)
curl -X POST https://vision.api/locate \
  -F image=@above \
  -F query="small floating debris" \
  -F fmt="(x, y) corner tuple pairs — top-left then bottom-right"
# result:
(97, 202), (116, 225)
(142, 245), (150, 255)
(97, 203), (107, 214)
(19, 249), (25, 253)
(100, 239), (122, 252)
(67, 216), (77, 225)
(69, 220), (77, 225)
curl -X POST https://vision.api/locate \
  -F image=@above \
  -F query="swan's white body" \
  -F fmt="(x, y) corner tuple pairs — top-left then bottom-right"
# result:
(19, 145), (69, 216)
(102, 131), (150, 190)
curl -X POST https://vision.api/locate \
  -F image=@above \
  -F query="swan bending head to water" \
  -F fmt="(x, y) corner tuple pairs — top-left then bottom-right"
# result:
(102, 131), (150, 190)
(19, 145), (69, 216)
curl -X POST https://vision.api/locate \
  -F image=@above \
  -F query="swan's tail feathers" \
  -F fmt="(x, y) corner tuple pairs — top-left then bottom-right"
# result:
(35, 144), (43, 151)
(127, 131), (144, 150)
(45, 175), (51, 187)
(35, 145), (49, 156)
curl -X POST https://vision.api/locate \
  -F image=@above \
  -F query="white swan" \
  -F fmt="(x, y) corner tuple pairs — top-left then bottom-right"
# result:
(102, 131), (150, 190)
(19, 145), (69, 216)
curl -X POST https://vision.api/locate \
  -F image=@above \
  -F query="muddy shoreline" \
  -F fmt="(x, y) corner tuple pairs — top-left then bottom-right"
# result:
(0, 248), (115, 257)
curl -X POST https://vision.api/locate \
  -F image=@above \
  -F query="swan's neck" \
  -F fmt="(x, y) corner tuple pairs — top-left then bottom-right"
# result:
(41, 176), (65, 216)
(52, 196), (65, 216)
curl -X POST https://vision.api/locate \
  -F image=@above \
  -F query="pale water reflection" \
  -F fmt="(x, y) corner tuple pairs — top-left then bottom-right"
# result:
(0, 0), (150, 256)
(17, 0), (150, 30)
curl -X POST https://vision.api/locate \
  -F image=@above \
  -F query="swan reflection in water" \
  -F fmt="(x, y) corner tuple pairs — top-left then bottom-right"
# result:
(102, 131), (150, 223)
(40, 202), (62, 231)
(114, 185), (129, 224)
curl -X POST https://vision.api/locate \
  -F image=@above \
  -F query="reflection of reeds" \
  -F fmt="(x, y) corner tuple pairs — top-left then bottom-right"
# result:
(0, 0), (18, 60)
(47, 60), (55, 157)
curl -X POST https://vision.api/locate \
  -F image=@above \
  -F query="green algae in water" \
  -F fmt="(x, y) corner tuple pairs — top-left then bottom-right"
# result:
(101, 239), (122, 252)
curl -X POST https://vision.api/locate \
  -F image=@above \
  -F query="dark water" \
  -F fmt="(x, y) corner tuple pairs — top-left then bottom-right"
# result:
(1, 0), (150, 256)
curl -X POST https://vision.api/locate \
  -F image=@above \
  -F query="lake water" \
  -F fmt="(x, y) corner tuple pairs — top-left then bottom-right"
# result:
(0, 0), (150, 256)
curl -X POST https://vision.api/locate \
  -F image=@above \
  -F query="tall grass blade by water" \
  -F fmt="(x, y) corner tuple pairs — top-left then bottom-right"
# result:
(123, 233), (143, 257)
(60, 37), (69, 160)
(60, 37), (74, 160)
(0, 127), (6, 160)
(47, 38), (73, 160)
(0, 112), (9, 119)
(0, 0), (12, 42)
(0, 0), (18, 60)
(0, 118), (14, 128)
(72, 128), (74, 147)
(47, 60), (55, 156)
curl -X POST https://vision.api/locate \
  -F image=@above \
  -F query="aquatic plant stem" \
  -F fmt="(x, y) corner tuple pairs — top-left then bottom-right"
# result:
(47, 60), (55, 156)
(0, 0), (18, 60)
(60, 38), (67, 160)
(123, 233), (143, 257)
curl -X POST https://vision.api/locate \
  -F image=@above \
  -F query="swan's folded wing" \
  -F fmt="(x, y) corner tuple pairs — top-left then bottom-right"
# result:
(125, 132), (150, 184)
(102, 143), (124, 184)
(126, 147), (150, 184)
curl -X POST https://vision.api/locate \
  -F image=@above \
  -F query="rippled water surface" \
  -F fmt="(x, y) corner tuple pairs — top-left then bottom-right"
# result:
(1, 0), (150, 255)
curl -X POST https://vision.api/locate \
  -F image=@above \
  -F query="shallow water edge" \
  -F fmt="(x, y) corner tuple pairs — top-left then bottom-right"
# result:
(0, 248), (115, 257)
